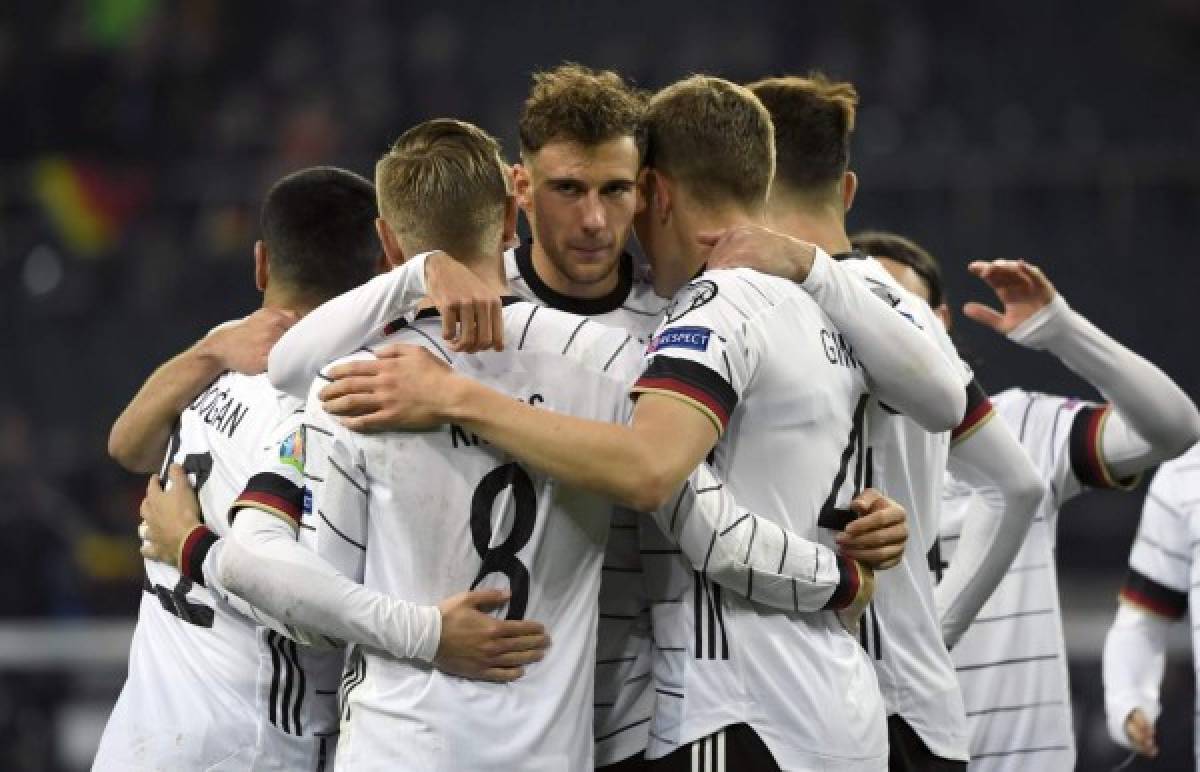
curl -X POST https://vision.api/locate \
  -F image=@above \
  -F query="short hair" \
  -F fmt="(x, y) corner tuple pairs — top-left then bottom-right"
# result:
(261, 167), (381, 302)
(375, 118), (509, 257)
(851, 230), (946, 309)
(747, 73), (858, 193)
(643, 75), (775, 210)
(518, 63), (648, 160)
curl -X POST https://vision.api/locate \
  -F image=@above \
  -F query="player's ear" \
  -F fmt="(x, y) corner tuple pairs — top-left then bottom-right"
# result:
(375, 217), (407, 267)
(640, 168), (670, 224)
(254, 240), (269, 292)
(512, 162), (532, 212)
(501, 194), (520, 251)
(842, 171), (858, 214)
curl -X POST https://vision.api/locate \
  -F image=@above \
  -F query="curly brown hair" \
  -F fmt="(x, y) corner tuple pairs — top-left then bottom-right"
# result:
(518, 63), (648, 160)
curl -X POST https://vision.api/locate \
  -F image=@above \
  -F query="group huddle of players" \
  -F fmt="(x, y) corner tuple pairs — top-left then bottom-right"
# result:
(91, 64), (1200, 771)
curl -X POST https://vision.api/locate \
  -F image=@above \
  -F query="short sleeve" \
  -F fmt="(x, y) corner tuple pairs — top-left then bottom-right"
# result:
(1068, 403), (1141, 491)
(230, 409), (311, 528)
(630, 278), (756, 435)
(1120, 473), (1191, 620)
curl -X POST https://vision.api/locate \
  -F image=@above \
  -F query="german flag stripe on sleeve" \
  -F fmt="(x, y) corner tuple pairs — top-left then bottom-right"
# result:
(1069, 404), (1141, 490)
(179, 524), (218, 586)
(632, 356), (738, 434)
(951, 379), (996, 445)
(1119, 568), (1188, 619)
(823, 555), (865, 611)
(231, 472), (305, 526)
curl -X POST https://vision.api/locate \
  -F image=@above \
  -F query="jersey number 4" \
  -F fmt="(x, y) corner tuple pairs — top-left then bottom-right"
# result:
(818, 395), (873, 531)
(469, 462), (537, 621)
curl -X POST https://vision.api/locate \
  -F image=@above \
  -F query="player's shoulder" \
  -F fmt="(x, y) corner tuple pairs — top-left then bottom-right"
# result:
(663, 268), (800, 326)
(504, 301), (640, 379)
(1151, 442), (1200, 494)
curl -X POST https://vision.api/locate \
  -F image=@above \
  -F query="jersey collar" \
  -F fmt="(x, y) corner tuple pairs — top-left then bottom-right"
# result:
(514, 241), (634, 316)
(411, 295), (524, 322)
(831, 249), (869, 262)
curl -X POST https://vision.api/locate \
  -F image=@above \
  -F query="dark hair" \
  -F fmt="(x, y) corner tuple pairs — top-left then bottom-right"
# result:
(746, 73), (857, 193)
(518, 63), (648, 160)
(851, 230), (946, 309)
(261, 166), (382, 302)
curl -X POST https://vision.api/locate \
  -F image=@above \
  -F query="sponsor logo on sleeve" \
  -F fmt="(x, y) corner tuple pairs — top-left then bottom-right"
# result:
(664, 279), (718, 323)
(648, 326), (712, 353)
(279, 426), (306, 474)
(303, 486), (313, 516)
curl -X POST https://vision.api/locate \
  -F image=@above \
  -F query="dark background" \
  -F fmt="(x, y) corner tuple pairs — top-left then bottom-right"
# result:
(0, 1), (1197, 769)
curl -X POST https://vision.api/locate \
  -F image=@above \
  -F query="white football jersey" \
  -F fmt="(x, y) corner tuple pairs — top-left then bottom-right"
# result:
(939, 388), (1137, 771)
(634, 269), (887, 770)
(838, 254), (974, 761)
(1116, 444), (1199, 763)
(245, 300), (646, 771)
(94, 369), (341, 771)
(505, 243), (669, 765)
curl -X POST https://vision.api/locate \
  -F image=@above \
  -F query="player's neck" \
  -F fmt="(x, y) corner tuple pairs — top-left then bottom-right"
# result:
(530, 241), (621, 299)
(454, 250), (511, 294)
(679, 205), (762, 286)
(261, 288), (317, 318)
(766, 196), (853, 256)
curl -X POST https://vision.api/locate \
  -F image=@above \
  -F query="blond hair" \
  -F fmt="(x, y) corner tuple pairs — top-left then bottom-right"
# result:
(375, 118), (509, 256)
(643, 75), (774, 210)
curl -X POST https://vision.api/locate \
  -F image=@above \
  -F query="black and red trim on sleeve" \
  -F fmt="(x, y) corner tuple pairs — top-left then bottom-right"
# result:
(1120, 568), (1188, 620)
(1069, 404), (1139, 490)
(632, 356), (738, 434)
(950, 379), (995, 445)
(823, 555), (864, 611)
(231, 472), (305, 527)
(179, 525), (218, 586)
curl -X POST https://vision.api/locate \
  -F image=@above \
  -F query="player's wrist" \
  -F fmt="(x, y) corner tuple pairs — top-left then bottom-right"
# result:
(178, 524), (218, 586)
(438, 374), (483, 424)
(1006, 293), (1070, 350)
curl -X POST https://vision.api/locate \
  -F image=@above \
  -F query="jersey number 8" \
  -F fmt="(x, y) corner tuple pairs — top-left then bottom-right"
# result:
(469, 462), (537, 621)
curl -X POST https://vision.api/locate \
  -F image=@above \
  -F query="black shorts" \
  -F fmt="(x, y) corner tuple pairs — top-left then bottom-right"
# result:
(647, 724), (779, 772)
(598, 751), (649, 772)
(888, 715), (967, 772)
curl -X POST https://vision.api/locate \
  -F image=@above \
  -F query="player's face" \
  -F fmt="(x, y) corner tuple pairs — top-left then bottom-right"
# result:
(517, 137), (642, 288)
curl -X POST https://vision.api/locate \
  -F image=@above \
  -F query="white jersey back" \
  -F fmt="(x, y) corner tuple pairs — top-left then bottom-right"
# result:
(839, 255), (972, 761)
(939, 387), (1135, 770)
(633, 269), (887, 770)
(1118, 444), (1200, 765)
(505, 243), (668, 764)
(94, 369), (340, 771)
(299, 300), (644, 771)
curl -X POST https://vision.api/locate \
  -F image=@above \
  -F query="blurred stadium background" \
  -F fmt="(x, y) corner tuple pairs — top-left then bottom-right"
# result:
(1, 1), (1198, 769)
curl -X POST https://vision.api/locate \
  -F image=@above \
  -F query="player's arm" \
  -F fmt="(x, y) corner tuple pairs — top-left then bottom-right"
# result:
(965, 259), (1200, 483)
(1103, 604), (1168, 759)
(109, 309), (295, 472)
(702, 226), (966, 431)
(665, 462), (902, 616)
(1102, 472), (1191, 757)
(267, 250), (506, 398)
(935, 387), (1044, 648)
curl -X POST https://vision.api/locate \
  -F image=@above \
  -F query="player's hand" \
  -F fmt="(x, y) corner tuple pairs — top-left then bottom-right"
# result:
(434, 589), (551, 683)
(1124, 708), (1158, 758)
(836, 488), (908, 570)
(962, 259), (1057, 335)
(140, 464), (202, 568)
(699, 225), (818, 283)
(201, 308), (297, 375)
(424, 250), (505, 353)
(321, 344), (456, 432)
